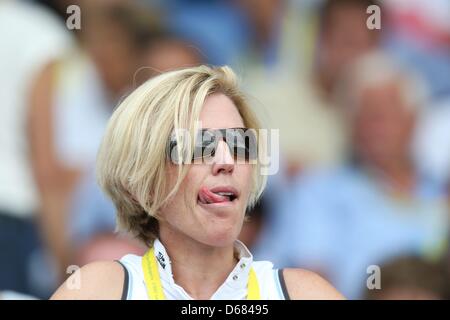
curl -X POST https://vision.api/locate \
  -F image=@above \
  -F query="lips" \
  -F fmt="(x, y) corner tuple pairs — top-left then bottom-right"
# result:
(197, 186), (239, 205)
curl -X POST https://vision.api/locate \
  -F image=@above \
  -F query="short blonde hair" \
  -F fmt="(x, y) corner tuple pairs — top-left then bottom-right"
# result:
(97, 65), (266, 246)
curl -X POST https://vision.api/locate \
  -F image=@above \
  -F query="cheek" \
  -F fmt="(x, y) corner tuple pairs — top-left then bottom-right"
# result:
(170, 166), (207, 211)
(236, 165), (254, 200)
(162, 166), (191, 219)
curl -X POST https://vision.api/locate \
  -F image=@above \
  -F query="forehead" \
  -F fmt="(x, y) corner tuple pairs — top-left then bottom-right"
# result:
(199, 93), (245, 129)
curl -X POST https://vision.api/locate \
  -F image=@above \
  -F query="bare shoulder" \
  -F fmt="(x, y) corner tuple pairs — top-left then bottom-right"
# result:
(283, 268), (346, 300)
(50, 261), (125, 300)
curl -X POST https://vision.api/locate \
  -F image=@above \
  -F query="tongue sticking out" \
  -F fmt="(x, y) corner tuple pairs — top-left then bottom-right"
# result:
(198, 187), (230, 204)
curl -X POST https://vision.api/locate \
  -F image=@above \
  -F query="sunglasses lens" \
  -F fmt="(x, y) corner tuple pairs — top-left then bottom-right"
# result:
(168, 128), (257, 163)
(226, 129), (257, 161)
(193, 130), (216, 160)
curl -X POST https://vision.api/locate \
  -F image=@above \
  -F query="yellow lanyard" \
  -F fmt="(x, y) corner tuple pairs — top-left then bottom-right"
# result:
(142, 247), (261, 300)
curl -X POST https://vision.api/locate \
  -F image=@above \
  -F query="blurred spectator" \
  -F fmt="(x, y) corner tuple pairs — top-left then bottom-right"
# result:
(314, 0), (382, 96)
(138, 33), (202, 80)
(365, 255), (449, 300)
(245, 0), (382, 174)
(0, 0), (73, 298)
(254, 51), (449, 299)
(54, 1), (165, 171)
(248, 0), (385, 264)
(31, 0), (164, 287)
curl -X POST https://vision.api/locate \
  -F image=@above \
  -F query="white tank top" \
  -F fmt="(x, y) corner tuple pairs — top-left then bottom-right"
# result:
(118, 239), (289, 300)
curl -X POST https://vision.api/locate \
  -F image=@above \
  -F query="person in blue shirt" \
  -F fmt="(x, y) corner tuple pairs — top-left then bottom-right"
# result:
(254, 51), (449, 299)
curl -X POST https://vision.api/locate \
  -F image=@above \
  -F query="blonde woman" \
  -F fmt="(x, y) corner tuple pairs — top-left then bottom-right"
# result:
(51, 65), (344, 300)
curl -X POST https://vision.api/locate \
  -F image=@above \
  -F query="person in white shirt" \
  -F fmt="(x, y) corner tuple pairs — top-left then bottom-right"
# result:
(51, 65), (344, 300)
(0, 0), (72, 297)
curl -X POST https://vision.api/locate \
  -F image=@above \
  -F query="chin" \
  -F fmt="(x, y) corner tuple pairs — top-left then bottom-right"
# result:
(201, 226), (241, 248)
(193, 209), (244, 245)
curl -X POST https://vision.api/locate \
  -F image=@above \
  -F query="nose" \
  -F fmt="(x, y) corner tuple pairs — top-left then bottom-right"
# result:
(211, 140), (234, 175)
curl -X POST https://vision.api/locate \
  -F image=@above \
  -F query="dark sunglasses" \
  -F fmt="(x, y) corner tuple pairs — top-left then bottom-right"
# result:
(167, 127), (258, 164)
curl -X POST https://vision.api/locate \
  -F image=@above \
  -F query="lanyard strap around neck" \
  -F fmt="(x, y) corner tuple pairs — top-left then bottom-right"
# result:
(142, 247), (261, 300)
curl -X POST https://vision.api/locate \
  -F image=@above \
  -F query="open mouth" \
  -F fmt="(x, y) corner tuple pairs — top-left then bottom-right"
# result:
(197, 186), (238, 205)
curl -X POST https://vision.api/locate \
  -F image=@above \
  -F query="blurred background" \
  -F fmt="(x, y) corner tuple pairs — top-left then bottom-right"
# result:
(1, 0), (450, 300)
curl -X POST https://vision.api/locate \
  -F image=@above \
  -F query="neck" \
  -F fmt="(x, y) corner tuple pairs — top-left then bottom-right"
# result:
(157, 224), (238, 300)
(366, 157), (416, 195)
